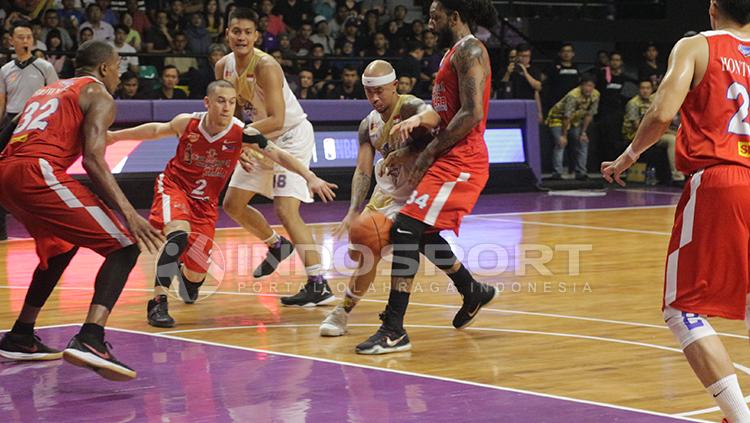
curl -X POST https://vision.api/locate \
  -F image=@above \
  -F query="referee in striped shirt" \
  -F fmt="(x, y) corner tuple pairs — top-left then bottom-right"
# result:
(0, 22), (59, 240)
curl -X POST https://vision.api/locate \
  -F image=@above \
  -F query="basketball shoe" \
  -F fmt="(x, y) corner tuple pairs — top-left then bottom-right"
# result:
(320, 305), (348, 336)
(253, 236), (294, 278)
(281, 278), (336, 307)
(63, 333), (136, 381)
(356, 308), (411, 355)
(177, 278), (202, 304)
(453, 282), (497, 329)
(0, 332), (62, 360)
(147, 295), (175, 328)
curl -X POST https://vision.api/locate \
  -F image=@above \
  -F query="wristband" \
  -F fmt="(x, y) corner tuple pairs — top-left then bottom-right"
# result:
(625, 144), (640, 161)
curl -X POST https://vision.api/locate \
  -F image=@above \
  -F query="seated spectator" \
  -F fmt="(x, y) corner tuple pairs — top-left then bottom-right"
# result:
(362, 32), (388, 58)
(204, 0), (224, 39)
(308, 43), (333, 85)
(79, 26), (94, 44)
(333, 39), (361, 78)
(277, 34), (296, 63)
(340, 0), (361, 17)
(114, 71), (145, 99)
(45, 30), (74, 78)
(397, 41), (423, 88)
(97, 0), (119, 26)
(168, 0), (188, 33)
(420, 30), (440, 80)
(113, 25), (139, 75)
(259, 0), (286, 36)
(310, 15), (334, 54)
(408, 19), (425, 43)
(335, 18), (364, 55)
(638, 42), (666, 88)
(274, 0), (313, 31)
(384, 20), (404, 55)
(120, 12), (142, 50)
(150, 65), (188, 99)
(0, 32), (12, 65)
(622, 80), (684, 183)
(185, 13), (212, 55)
(324, 65), (365, 99)
(291, 21), (314, 56)
(257, 14), (278, 52)
(545, 74), (600, 180)
(41, 9), (74, 51)
(361, 0), (387, 16)
(295, 68), (319, 99)
(383, 5), (408, 36)
(188, 43), (226, 98)
(313, 0), (337, 21)
(32, 49), (46, 60)
(144, 10), (173, 69)
(362, 9), (379, 43)
(397, 75), (414, 95)
(31, 21), (47, 52)
(59, 0), (85, 33)
(270, 48), (298, 82)
(328, 5), (349, 39)
(165, 32), (199, 75)
(80, 4), (115, 42)
(126, 0), (151, 35)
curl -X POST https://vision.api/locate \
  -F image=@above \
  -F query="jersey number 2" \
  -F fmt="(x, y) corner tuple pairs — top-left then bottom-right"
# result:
(14, 99), (60, 134)
(191, 179), (207, 197)
(727, 82), (750, 136)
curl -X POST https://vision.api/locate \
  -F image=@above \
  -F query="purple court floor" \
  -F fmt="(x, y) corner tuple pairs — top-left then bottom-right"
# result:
(4, 188), (683, 239)
(0, 325), (695, 423)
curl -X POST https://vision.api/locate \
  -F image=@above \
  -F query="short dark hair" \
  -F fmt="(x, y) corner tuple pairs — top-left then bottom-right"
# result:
(560, 42), (574, 51)
(121, 71), (138, 82)
(76, 40), (116, 70)
(515, 43), (531, 53)
(342, 65), (358, 74)
(580, 73), (596, 85)
(610, 51), (623, 59)
(228, 7), (259, 26)
(436, 0), (499, 30)
(311, 43), (325, 51)
(716, 0), (750, 25)
(298, 68), (313, 76)
(86, 3), (101, 14)
(11, 21), (33, 35)
(162, 64), (179, 76)
(406, 40), (423, 53)
(115, 24), (129, 34)
(207, 79), (235, 95)
(639, 79), (654, 87)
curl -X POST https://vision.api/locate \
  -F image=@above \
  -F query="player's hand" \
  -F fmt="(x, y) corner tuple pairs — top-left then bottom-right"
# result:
(601, 152), (637, 187)
(333, 210), (358, 239)
(390, 115), (421, 146)
(239, 149), (258, 173)
(125, 212), (165, 255)
(380, 146), (410, 177)
(308, 176), (338, 203)
(408, 150), (436, 187)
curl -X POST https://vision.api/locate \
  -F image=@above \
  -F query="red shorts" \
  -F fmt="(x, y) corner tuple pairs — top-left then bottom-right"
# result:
(663, 165), (750, 320)
(0, 158), (134, 269)
(400, 142), (488, 234)
(149, 174), (219, 274)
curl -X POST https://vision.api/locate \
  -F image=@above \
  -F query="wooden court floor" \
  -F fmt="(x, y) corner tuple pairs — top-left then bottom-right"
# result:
(0, 202), (743, 422)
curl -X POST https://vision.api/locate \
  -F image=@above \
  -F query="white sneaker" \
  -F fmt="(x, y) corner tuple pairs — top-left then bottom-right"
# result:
(320, 305), (348, 337)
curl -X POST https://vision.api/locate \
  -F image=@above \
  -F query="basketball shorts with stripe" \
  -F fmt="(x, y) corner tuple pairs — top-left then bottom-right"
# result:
(399, 144), (489, 234)
(149, 174), (219, 274)
(663, 164), (750, 320)
(0, 158), (135, 269)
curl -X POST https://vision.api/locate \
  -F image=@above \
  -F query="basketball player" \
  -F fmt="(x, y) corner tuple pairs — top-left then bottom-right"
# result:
(601, 1), (750, 421)
(108, 81), (337, 327)
(353, 0), (499, 354)
(215, 8), (333, 307)
(320, 60), (494, 339)
(0, 41), (164, 381)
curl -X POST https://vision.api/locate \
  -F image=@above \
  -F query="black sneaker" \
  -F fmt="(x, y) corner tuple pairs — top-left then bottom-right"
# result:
(453, 283), (497, 329)
(280, 279), (336, 307)
(147, 295), (175, 328)
(0, 332), (62, 361)
(544, 173), (563, 181)
(575, 173), (589, 181)
(356, 311), (411, 355)
(63, 334), (136, 381)
(253, 236), (295, 279)
(178, 279), (202, 304)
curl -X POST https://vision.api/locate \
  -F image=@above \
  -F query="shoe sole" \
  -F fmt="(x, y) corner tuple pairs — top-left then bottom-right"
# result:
(63, 349), (136, 381)
(281, 294), (337, 307)
(356, 343), (412, 355)
(454, 288), (499, 330)
(319, 324), (347, 337)
(0, 349), (63, 361)
(148, 319), (175, 328)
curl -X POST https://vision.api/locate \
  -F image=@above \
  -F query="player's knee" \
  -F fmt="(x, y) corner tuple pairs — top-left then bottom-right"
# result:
(664, 305), (717, 350)
(421, 232), (458, 271)
(273, 202), (301, 226)
(160, 230), (189, 261)
(222, 195), (245, 218)
(390, 215), (426, 277)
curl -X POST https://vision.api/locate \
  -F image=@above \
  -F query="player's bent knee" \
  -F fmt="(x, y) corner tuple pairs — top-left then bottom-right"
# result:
(162, 230), (189, 260)
(390, 215), (427, 278)
(182, 266), (206, 283)
(164, 220), (190, 235)
(664, 305), (718, 350)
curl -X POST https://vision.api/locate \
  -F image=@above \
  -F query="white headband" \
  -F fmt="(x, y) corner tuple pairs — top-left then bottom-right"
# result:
(362, 70), (396, 87)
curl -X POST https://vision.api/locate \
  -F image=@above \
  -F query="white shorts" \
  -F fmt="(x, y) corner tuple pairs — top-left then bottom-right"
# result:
(228, 119), (315, 203)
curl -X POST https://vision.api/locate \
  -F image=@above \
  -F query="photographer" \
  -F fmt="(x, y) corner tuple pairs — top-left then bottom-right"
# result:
(501, 43), (543, 121)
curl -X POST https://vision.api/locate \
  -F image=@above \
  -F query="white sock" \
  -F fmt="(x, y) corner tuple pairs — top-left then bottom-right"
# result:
(305, 264), (322, 279)
(707, 374), (750, 423)
(262, 231), (280, 247)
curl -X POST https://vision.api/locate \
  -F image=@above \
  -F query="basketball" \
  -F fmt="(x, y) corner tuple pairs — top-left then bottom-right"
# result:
(349, 211), (392, 257)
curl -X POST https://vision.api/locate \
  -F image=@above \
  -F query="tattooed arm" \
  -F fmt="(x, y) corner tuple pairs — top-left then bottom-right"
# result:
(333, 118), (375, 238)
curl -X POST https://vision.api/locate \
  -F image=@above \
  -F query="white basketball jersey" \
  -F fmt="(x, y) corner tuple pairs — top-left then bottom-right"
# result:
(365, 108), (416, 204)
(222, 51), (307, 140)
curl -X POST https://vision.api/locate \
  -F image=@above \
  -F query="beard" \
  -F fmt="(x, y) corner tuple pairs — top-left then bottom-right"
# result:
(437, 26), (453, 49)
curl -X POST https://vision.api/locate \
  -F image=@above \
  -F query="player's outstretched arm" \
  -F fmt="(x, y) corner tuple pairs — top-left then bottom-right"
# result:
(107, 113), (191, 144)
(390, 97), (440, 146)
(334, 119), (375, 238)
(80, 83), (164, 254)
(602, 35), (705, 186)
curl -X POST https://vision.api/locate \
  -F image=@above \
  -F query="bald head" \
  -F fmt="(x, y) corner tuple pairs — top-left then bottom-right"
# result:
(363, 60), (394, 78)
(362, 60), (399, 114)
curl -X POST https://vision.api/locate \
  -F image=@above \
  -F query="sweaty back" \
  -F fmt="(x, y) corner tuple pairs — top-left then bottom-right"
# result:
(1, 77), (103, 170)
(678, 30), (750, 173)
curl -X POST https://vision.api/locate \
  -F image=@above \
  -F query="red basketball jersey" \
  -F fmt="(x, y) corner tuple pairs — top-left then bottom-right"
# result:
(432, 34), (492, 153)
(1, 76), (102, 170)
(677, 30), (750, 174)
(163, 112), (245, 204)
